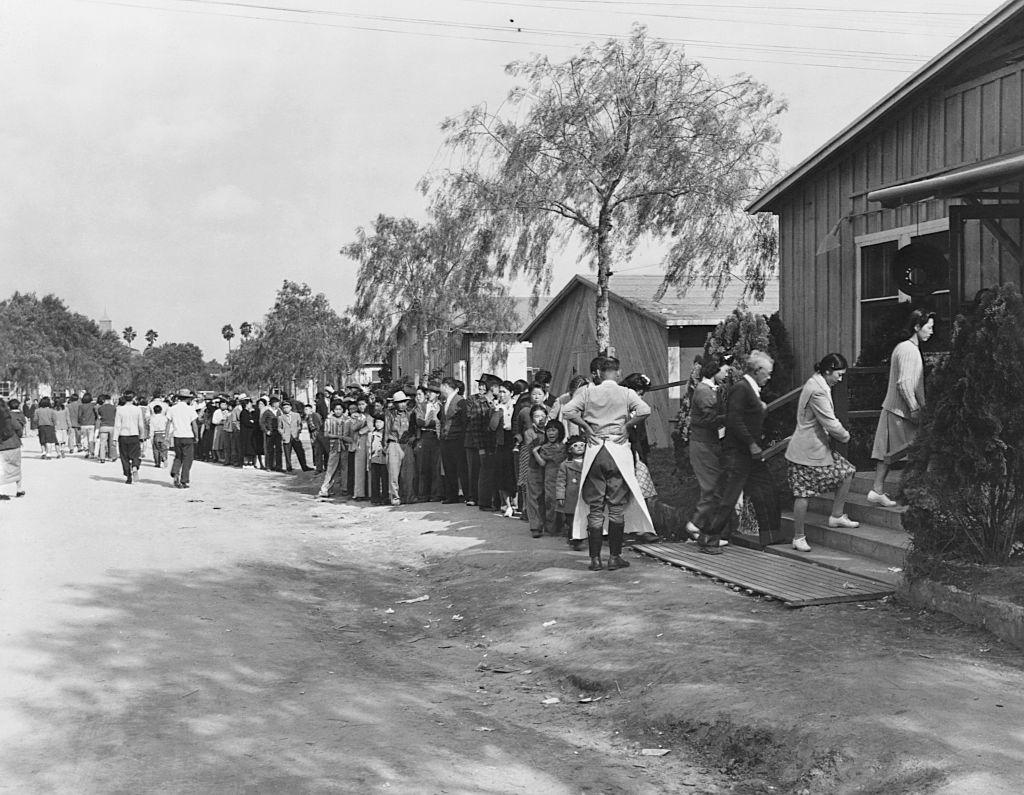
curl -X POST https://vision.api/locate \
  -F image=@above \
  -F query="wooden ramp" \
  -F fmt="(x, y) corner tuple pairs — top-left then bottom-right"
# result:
(634, 542), (895, 608)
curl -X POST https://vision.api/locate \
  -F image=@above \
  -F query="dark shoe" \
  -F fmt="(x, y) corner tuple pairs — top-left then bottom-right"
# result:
(0, 495), (9, 501)
(607, 555), (630, 570)
(125, 477), (132, 485)
(302, 467), (313, 472)
(531, 530), (542, 538)
(588, 557), (604, 571)
(15, 491), (25, 498)
(442, 499), (460, 504)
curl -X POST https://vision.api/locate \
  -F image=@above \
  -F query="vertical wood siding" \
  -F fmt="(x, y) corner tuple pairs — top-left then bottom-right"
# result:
(773, 63), (1024, 371)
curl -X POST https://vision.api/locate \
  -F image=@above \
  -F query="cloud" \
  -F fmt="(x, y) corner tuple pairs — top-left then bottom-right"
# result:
(121, 115), (237, 157)
(193, 185), (260, 221)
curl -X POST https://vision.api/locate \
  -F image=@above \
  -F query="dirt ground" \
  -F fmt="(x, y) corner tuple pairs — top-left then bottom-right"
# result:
(2, 441), (1024, 794)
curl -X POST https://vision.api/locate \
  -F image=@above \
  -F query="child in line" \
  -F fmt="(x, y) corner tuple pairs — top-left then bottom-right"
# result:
(534, 421), (566, 537)
(150, 404), (168, 467)
(556, 435), (587, 551)
(368, 417), (388, 505)
(523, 405), (549, 537)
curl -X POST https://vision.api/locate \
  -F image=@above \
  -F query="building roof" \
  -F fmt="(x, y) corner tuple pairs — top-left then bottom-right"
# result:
(749, 0), (1024, 213)
(520, 274), (779, 340)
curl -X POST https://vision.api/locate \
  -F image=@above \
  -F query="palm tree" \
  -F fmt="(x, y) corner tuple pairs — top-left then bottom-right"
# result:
(239, 321), (253, 341)
(122, 326), (137, 347)
(145, 328), (158, 348)
(222, 323), (235, 353)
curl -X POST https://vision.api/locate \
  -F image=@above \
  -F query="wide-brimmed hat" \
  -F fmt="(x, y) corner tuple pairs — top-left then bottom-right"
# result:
(390, 390), (411, 403)
(176, 388), (194, 398)
(476, 372), (500, 385)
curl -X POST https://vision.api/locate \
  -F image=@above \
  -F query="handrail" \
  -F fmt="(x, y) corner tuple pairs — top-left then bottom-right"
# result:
(646, 378), (689, 393)
(764, 386), (802, 414)
(758, 435), (792, 461)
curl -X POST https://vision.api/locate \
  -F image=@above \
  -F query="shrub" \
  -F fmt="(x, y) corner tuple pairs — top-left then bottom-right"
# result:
(901, 283), (1024, 563)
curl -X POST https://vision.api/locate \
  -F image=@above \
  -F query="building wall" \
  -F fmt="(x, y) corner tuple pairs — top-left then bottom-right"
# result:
(390, 327), (470, 385)
(525, 282), (672, 447)
(774, 62), (1024, 370)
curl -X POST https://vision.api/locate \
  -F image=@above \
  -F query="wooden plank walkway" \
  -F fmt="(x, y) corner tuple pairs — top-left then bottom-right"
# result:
(633, 542), (895, 608)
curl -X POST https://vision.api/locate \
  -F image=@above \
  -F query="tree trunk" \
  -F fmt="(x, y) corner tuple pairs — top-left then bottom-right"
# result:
(594, 214), (613, 356)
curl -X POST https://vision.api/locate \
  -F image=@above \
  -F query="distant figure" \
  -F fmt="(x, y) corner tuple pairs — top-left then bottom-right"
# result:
(166, 389), (199, 489)
(114, 390), (147, 484)
(150, 404), (168, 468)
(34, 397), (59, 460)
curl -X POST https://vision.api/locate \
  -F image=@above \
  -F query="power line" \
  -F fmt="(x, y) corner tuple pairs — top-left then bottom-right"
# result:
(69, 0), (929, 73)
(460, 0), (979, 18)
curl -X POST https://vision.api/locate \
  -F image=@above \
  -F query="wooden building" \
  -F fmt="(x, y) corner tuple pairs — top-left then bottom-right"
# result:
(749, 0), (1024, 371)
(519, 275), (779, 448)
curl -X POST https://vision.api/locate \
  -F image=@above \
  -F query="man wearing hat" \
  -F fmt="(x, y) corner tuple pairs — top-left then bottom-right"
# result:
(464, 374), (500, 510)
(384, 390), (412, 505)
(166, 389), (199, 488)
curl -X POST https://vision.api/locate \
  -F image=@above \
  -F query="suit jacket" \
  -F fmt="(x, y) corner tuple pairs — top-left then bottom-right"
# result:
(785, 373), (850, 467)
(277, 412), (302, 443)
(724, 377), (766, 452)
(440, 395), (466, 441)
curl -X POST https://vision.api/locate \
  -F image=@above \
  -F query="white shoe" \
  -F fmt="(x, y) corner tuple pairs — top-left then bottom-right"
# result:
(828, 513), (860, 528)
(792, 536), (811, 552)
(718, 539), (729, 547)
(503, 506), (514, 518)
(685, 521), (701, 540)
(866, 490), (897, 507)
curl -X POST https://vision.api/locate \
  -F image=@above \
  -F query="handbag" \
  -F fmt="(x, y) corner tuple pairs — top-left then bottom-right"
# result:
(634, 458), (657, 499)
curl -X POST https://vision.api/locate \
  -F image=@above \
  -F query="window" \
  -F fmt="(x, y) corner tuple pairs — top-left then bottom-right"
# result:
(858, 225), (952, 356)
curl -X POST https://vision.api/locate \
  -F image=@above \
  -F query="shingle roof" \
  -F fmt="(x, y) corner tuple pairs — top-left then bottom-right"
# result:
(520, 273), (779, 339)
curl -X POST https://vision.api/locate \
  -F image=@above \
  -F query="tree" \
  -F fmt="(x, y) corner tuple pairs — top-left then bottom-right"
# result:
(428, 25), (783, 354)
(130, 342), (212, 396)
(229, 281), (346, 390)
(341, 211), (517, 375)
(122, 326), (137, 348)
(902, 284), (1024, 563)
(239, 321), (253, 341)
(222, 324), (235, 353)
(145, 329), (159, 348)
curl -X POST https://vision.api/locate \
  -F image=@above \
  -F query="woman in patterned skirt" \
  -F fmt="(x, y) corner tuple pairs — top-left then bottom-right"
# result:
(784, 353), (859, 552)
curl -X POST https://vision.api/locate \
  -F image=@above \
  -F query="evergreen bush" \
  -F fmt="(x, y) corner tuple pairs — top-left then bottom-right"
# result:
(901, 283), (1024, 563)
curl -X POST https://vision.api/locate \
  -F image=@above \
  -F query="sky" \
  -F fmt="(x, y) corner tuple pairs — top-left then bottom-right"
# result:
(0, 0), (1008, 361)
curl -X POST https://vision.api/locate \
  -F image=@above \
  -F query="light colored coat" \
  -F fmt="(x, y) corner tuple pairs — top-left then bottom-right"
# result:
(785, 373), (850, 467)
(881, 339), (925, 418)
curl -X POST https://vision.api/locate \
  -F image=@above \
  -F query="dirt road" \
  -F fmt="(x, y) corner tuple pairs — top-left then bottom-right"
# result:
(2, 445), (1023, 793)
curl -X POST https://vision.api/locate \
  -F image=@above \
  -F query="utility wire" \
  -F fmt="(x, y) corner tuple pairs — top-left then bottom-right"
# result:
(459, 0), (979, 18)
(70, 0), (933, 72)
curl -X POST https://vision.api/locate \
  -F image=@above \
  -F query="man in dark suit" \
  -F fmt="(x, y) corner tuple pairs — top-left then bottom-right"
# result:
(439, 376), (468, 503)
(697, 350), (780, 554)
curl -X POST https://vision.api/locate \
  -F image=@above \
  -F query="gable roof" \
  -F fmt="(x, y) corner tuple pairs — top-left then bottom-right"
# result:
(749, 0), (1024, 213)
(520, 274), (779, 340)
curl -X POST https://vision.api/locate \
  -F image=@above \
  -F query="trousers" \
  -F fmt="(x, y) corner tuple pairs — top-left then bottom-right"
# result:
(318, 445), (348, 497)
(525, 465), (546, 532)
(582, 445), (629, 531)
(704, 447), (780, 540)
(282, 437), (308, 471)
(440, 436), (468, 501)
(464, 446), (480, 502)
(386, 441), (404, 502)
(171, 438), (195, 485)
(688, 438), (723, 527)
(118, 435), (141, 477)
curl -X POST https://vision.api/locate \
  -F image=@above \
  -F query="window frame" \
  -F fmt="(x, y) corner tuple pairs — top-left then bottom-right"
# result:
(854, 217), (950, 356)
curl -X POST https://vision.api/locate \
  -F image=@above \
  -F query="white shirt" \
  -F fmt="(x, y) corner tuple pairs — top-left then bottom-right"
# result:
(113, 403), (147, 438)
(150, 413), (169, 434)
(743, 373), (762, 398)
(166, 402), (199, 439)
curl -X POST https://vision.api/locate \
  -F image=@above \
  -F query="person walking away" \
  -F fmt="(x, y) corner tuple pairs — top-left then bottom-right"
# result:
(533, 419), (566, 537)
(562, 356), (655, 571)
(261, 397), (283, 471)
(34, 397), (59, 459)
(368, 416), (388, 505)
(78, 393), (98, 458)
(868, 309), (936, 507)
(439, 377), (468, 504)
(66, 394), (82, 453)
(685, 356), (731, 540)
(351, 398), (371, 499)
(464, 374), (499, 508)
(695, 350), (781, 554)
(384, 392), (412, 506)
(166, 389), (199, 488)
(490, 381), (519, 518)
(0, 400), (26, 499)
(304, 403), (326, 472)
(53, 398), (70, 457)
(785, 353), (860, 552)
(150, 404), (169, 467)
(555, 435), (586, 550)
(114, 392), (147, 484)
(278, 401), (311, 472)
(317, 402), (347, 499)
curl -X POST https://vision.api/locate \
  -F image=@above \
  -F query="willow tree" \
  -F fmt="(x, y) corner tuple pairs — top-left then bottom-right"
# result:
(341, 210), (517, 376)
(427, 25), (784, 354)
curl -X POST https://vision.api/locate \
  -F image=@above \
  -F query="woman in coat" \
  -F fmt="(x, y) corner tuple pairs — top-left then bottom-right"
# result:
(34, 396), (59, 459)
(784, 353), (859, 552)
(490, 381), (518, 517)
(868, 309), (936, 507)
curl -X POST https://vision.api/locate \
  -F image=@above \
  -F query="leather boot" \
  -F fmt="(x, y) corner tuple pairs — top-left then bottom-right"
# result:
(607, 554), (630, 570)
(697, 533), (724, 555)
(588, 557), (604, 571)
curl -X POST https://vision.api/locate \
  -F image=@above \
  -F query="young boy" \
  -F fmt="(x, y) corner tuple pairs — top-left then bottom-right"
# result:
(534, 421), (566, 537)
(368, 417), (387, 505)
(555, 435), (586, 551)
(150, 404), (168, 467)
